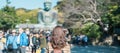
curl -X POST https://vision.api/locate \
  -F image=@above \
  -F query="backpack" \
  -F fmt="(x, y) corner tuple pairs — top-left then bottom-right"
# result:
(8, 36), (16, 50)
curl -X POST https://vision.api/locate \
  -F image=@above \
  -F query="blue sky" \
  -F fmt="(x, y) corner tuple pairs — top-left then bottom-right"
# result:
(0, 0), (58, 9)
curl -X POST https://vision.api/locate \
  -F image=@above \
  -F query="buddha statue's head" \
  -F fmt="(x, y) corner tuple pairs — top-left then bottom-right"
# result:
(44, 1), (52, 11)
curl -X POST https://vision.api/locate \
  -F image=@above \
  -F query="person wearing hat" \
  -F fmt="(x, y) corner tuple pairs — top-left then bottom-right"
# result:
(6, 29), (19, 53)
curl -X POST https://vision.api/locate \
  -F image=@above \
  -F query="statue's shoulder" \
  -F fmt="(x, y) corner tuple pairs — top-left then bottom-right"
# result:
(38, 10), (44, 13)
(50, 9), (58, 13)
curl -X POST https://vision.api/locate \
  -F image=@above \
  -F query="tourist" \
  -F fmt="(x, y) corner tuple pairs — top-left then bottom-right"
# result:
(45, 30), (51, 43)
(80, 33), (88, 47)
(71, 35), (76, 44)
(6, 29), (18, 53)
(67, 34), (71, 44)
(76, 35), (81, 45)
(25, 28), (30, 46)
(78, 34), (84, 45)
(5, 29), (12, 40)
(46, 35), (51, 43)
(82, 35), (88, 47)
(29, 32), (34, 53)
(0, 30), (6, 53)
(50, 26), (70, 53)
(32, 30), (40, 53)
(18, 28), (29, 53)
(39, 32), (47, 53)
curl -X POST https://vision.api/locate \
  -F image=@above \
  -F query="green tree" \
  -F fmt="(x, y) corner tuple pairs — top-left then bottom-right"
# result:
(16, 8), (39, 23)
(101, 3), (120, 34)
(0, 6), (19, 30)
(80, 22), (101, 38)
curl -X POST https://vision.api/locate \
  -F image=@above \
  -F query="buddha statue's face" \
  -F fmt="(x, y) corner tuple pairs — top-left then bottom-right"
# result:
(44, 2), (52, 11)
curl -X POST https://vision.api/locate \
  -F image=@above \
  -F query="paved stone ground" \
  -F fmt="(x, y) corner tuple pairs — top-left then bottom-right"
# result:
(71, 45), (120, 53)
(25, 45), (120, 53)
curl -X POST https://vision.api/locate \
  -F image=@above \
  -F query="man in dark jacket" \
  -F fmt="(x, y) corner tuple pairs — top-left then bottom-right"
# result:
(32, 31), (40, 53)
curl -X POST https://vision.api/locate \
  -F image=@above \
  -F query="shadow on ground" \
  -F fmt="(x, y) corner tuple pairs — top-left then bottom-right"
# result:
(71, 45), (120, 53)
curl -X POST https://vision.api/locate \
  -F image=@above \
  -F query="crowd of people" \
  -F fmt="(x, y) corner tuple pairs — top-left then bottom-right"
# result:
(71, 33), (88, 47)
(0, 26), (88, 53)
(0, 26), (71, 53)
(0, 28), (49, 53)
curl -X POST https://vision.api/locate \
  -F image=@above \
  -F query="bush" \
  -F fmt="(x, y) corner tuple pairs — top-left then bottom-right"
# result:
(80, 22), (101, 38)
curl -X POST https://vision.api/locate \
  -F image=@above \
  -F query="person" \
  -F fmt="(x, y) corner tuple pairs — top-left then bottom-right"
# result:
(45, 30), (51, 43)
(82, 35), (88, 47)
(32, 30), (40, 53)
(71, 35), (76, 44)
(49, 26), (70, 53)
(25, 28), (30, 46)
(75, 35), (79, 45)
(0, 30), (6, 53)
(5, 29), (12, 40)
(6, 29), (18, 53)
(66, 34), (71, 44)
(80, 33), (88, 47)
(29, 32), (34, 53)
(39, 32), (47, 53)
(18, 28), (29, 53)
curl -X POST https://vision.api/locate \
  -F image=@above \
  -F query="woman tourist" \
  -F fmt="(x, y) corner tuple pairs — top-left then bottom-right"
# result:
(49, 26), (70, 53)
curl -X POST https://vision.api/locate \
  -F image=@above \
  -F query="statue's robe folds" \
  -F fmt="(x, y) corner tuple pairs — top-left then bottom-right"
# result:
(38, 10), (58, 30)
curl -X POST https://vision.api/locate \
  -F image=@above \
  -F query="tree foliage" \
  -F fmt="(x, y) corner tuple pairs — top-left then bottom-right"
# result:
(56, 0), (120, 37)
(80, 22), (101, 38)
(56, 0), (102, 28)
(16, 8), (39, 23)
(102, 4), (120, 27)
(0, 6), (18, 30)
(0, 6), (39, 30)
